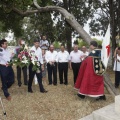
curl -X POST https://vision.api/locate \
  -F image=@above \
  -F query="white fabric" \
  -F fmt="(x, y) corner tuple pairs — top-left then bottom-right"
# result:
(34, 75), (38, 85)
(40, 40), (49, 50)
(69, 50), (83, 63)
(101, 24), (110, 68)
(30, 46), (43, 64)
(0, 48), (12, 65)
(113, 55), (120, 71)
(57, 50), (69, 62)
(81, 51), (89, 61)
(45, 50), (58, 63)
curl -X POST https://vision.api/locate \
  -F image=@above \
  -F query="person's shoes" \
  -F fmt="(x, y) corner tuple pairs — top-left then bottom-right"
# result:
(60, 82), (63, 84)
(48, 83), (52, 85)
(64, 83), (68, 85)
(6, 96), (11, 101)
(96, 95), (106, 101)
(53, 83), (57, 86)
(28, 89), (33, 93)
(115, 85), (119, 88)
(77, 93), (85, 99)
(41, 90), (48, 93)
(18, 83), (22, 87)
(24, 83), (28, 86)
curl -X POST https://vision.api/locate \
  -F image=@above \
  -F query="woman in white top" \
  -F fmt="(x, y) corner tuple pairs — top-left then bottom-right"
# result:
(113, 47), (120, 88)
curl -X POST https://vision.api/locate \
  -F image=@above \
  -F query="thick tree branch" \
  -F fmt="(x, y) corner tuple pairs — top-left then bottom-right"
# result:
(12, 7), (39, 16)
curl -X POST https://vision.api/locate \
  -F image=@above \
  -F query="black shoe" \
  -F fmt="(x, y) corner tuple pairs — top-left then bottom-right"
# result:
(24, 83), (28, 85)
(77, 93), (85, 99)
(96, 95), (106, 101)
(48, 83), (52, 85)
(18, 84), (22, 87)
(115, 85), (119, 88)
(60, 82), (63, 84)
(53, 83), (57, 86)
(41, 90), (48, 93)
(64, 82), (68, 85)
(28, 89), (33, 93)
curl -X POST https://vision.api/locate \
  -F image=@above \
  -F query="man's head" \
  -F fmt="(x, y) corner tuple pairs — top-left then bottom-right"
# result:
(0, 39), (8, 49)
(117, 47), (120, 54)
(42, 36), (46, 40)
(49, 44), (54, 52)
(34, 38), (40, 48)
(73, 44), (79, 52)
(90, 41), (98, 50)
(60, 44), (65, 52)
(82, 46), (87, 53)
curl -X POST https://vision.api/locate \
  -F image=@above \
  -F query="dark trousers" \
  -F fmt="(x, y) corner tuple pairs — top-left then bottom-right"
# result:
(47, 62), (57, 85)
(28, 64), (44, 92)
(17, 66), (27, 85)
(58, 62), (68, 84)
(0, 65), (14, 97)
(115, 71), (120, 87)
(71, 62), (81, 84)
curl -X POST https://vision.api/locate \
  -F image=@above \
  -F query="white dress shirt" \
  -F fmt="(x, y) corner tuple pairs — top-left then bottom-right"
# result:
(81, 51), (89, 60)
(113, 55), (120, 71)
(69, 50), (83, 63)
(30, 46), (43, 64)
(57, 50), (69, 63)
(0, 48), (12, 65)
(45, 50), (58, 63)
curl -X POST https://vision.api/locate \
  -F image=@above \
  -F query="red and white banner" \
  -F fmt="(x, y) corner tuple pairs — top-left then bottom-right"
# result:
(101, 24), (110, 68)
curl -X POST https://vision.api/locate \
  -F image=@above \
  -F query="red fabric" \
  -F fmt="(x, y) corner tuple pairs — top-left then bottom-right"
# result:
(75, 57), (104, 96)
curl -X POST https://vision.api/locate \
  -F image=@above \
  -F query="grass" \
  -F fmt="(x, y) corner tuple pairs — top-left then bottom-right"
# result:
(0, 67), (117, 120)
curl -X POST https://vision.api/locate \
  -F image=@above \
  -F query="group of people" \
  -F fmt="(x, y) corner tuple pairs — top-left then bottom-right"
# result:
(1, 35), (120, 102)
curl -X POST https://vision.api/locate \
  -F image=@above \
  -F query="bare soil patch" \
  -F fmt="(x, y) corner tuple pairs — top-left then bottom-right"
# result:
(0, 68), (118, 120)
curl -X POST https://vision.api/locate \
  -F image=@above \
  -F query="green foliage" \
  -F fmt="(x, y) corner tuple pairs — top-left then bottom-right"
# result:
(53, 40), (60, 49)
(75, 39), (88, 48)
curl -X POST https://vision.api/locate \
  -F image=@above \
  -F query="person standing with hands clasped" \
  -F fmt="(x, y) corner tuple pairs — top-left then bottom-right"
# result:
(0, 39), (14, 101)
(113, 47), (120, 88)
(45, 44), (58, 85)
(28, 38), (47, 93)
(57, 44), (69, 85)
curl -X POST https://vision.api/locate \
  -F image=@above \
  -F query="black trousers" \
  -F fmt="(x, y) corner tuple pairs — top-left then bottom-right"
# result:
(0, 65), (14, 97)
(17, 66), (27, 85)
(115, 71), (120, 87)
(58, 62), (68, 84)
(28, 64), (44, 92)
(47, 62), (57, 85)
(71, 62), (81, 84)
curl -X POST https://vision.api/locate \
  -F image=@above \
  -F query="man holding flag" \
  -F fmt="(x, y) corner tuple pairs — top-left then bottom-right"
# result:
(75, 24), (110, 100)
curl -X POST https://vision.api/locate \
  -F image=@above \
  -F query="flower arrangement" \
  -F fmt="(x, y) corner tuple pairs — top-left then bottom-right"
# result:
(10, 44), (41, 72)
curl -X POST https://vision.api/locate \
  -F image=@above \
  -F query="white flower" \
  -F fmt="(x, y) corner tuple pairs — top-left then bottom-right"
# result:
(21, 60), (28, 64)
(92, 50), (95, 53)
(24, 45), (28, 50)
(32, 60), (35, 65)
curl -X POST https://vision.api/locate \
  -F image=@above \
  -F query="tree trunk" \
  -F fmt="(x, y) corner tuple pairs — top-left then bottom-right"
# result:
(65, 26), (72, 53)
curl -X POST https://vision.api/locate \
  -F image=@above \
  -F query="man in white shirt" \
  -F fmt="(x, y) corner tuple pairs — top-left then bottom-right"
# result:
(45, 44), (58, 85)
(28, 38), (47, 93)
(58, 44), (69, 85)
(40, 35), (49, 50)
(0, 39), (14, 101)
(69, 44), (83, 84)
(80, 46), (89, 61)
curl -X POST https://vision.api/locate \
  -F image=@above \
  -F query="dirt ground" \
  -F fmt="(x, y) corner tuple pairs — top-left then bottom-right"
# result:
(0, 67), (118, 120)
